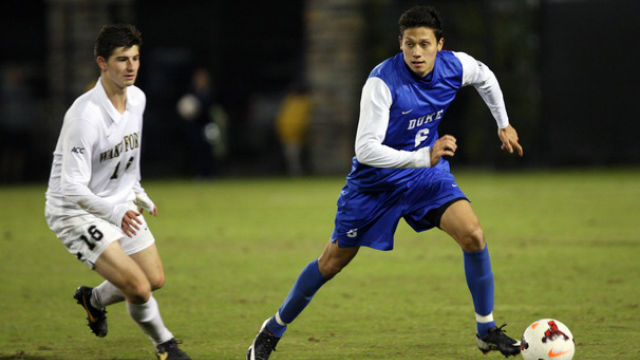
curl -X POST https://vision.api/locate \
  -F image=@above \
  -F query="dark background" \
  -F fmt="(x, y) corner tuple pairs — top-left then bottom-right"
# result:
(1, 0), (638, 183)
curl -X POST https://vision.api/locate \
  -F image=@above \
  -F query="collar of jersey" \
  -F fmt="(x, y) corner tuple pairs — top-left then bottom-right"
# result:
(398, 52), (439, 87)
(94, 77), (139, 124)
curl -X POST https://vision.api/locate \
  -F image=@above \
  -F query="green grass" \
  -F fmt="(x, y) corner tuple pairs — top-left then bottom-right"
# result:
(1, 169), (639, 359)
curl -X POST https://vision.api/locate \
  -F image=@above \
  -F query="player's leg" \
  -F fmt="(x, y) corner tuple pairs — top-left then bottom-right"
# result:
(123, 220), (190, 360)
(129, 243), (165, 291)
(94, 241), (189, 359)
(89, 242), (165, 309)
(90, 280), (125, 308)
(247, 240), (359, 360)
(248, 184), (396, 360)
(46, 213), (121, 338)
(93, 240), (152, 304)
(268, 240), (359, 335)
(439, 200), (494, 330)
(439, 200), (519, 356)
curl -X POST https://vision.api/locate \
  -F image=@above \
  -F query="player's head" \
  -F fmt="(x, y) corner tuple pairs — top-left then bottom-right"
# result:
(398, 6), (444, 78)
(94, 24), (142, 88)
(398, 6), (443, 41)
(94, 24), (142, 60)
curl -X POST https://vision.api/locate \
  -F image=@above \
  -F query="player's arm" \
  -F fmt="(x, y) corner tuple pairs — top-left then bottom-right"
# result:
(454, 51), (523, 156)
(60, 118), (140, 233)
(131, 90), (156, 217)
(355, 77), (437, 168)
(133, 179), (157, 216)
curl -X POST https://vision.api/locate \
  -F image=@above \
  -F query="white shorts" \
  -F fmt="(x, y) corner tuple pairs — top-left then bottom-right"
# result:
(45, 203), (155, 269)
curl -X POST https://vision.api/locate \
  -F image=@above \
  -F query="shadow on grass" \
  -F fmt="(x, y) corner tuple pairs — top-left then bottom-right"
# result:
(0, 353), (52, 360)
(0, 352), (139, 360)
(0, 355), (141, 360)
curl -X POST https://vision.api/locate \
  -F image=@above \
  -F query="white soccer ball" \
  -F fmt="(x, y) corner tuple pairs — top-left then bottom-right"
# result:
(521, 319), (575, 360)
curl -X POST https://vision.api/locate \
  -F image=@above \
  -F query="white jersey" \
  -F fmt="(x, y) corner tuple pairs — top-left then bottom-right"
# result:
(45, 78), (154, 226)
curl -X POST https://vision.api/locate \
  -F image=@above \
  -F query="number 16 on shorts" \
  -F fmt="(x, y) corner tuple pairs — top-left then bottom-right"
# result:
(79, 225), (104, 250)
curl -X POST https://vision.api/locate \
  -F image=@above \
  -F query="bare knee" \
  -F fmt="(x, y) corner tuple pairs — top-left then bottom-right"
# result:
(123, 279), (152, 304)
(317, 241), (359, 278)
(148, 273), (165, 291)
(458, 225), (485, 252)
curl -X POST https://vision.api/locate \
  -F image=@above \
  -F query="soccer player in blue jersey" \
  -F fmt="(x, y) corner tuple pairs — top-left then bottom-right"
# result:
(247, 5), (523, 359)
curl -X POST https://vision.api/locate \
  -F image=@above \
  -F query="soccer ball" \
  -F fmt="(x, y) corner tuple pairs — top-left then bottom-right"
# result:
(521, 319), (575, 360)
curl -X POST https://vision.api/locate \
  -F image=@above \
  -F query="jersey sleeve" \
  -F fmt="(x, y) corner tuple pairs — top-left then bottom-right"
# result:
(130, 95), (154, 212)
(60, 117), (129, 226)
(132, 152), (154, 212)
(133, 181), (155, 212)
(354, 77), (431, 168)
(453, 51), (509, 129)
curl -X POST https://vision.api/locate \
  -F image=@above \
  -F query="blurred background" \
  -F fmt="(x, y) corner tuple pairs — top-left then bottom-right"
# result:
(1, 0), (638, 184)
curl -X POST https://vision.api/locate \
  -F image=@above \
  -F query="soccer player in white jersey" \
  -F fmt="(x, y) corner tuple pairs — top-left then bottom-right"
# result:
(247, 6), (524, 359)
(44, 24), (190, 360)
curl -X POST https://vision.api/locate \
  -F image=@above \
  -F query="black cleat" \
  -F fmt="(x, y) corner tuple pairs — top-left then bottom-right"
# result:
(247, 319), (281, 360)
(73, 286), (107, 337)
(477, 324), (521, 357)
(156, 338), (191, 360)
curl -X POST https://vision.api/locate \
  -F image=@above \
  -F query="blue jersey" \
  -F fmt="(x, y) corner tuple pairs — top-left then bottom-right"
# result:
(347, 51), (465, 191)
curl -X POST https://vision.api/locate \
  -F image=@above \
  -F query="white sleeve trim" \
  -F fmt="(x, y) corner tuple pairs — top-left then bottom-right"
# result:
(133, 181), (155, 212)
(354, 77), (431, 168)
(453, 51), (509, 129)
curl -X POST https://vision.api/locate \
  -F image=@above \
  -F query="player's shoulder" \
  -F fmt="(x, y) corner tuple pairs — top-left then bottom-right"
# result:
(127, 84), (146, 101)
(126, 84), (146, 108)
(438, 50), (465, 71)
(435, 50), (467, 85)
(369, 53), (402, 80)
(367, 53), (406, 93)
(65, 87), (103, 125)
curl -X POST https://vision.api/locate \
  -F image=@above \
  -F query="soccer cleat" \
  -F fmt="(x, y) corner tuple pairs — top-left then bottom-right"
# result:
(247, 319), (281, 360)
(477, 324), (521, 357)
(73, 286), (108, 337)
(156, 338), (191, 360)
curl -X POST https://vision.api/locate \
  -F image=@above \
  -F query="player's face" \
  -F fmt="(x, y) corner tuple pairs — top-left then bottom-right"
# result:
(399, 27), (443, 78)
(98, 45), (140, 89)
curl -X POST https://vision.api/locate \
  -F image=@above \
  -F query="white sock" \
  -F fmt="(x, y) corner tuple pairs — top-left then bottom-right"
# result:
(126, 295), (174, 346)
(91, 281), (125, 308)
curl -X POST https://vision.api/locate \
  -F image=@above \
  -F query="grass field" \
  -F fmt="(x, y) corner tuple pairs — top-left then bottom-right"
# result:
(1, 169), (638, 360)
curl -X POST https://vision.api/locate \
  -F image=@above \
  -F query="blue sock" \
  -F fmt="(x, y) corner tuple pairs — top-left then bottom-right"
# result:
(265, 259), (330, 337)
(463, 246), (496, 337)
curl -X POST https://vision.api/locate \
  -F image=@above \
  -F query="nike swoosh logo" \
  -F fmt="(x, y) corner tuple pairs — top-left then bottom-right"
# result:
(157, 352), (168, 360)
(402, 109), (413, 115)
(548, 348), (570, 358)
(82, 297), (97, 323)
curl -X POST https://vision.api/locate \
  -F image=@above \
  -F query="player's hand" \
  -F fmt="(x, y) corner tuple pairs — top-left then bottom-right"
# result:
(121, 210), (143, 237)
(430, 135), (457, 166)
(498, 125), (523, 156)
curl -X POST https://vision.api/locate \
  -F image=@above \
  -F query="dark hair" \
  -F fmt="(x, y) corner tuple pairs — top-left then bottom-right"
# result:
(398, 6), (443, 41)
(94, 24), (142, 59)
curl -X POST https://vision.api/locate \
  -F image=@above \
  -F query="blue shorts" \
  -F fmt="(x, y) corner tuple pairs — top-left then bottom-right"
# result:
(331, 169), (467, 251)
